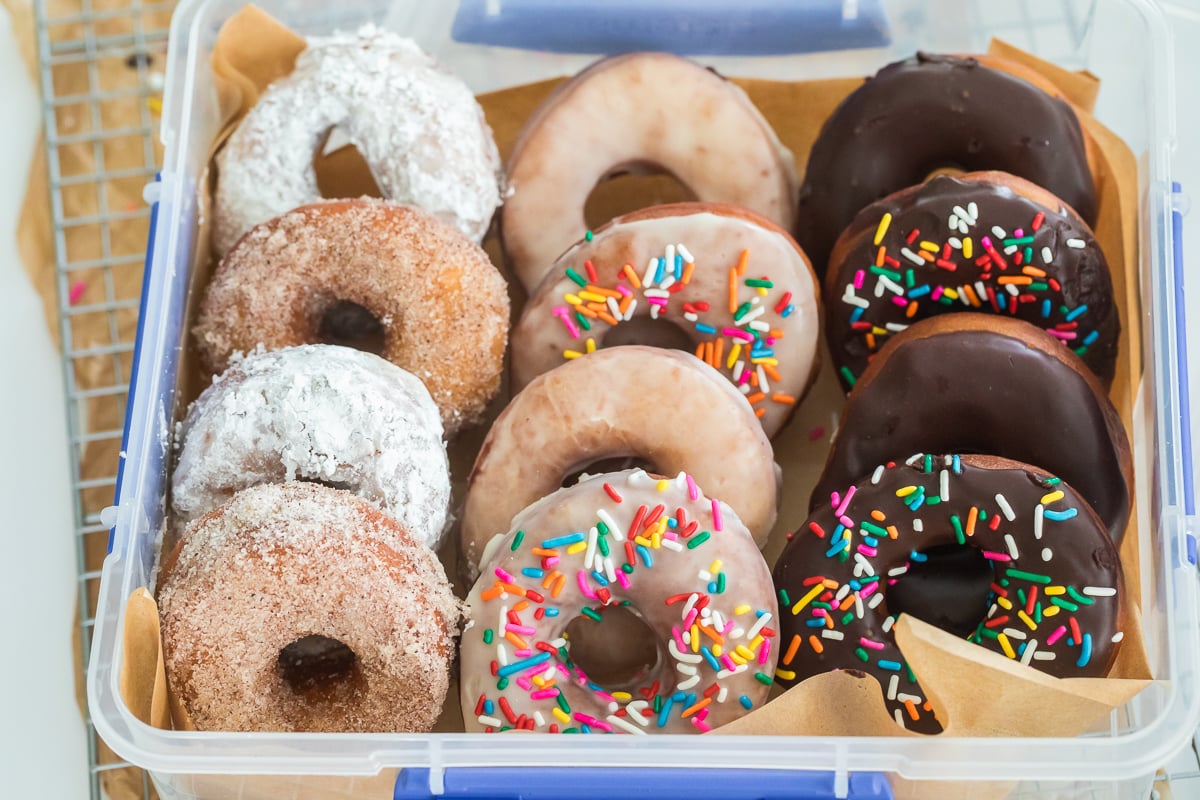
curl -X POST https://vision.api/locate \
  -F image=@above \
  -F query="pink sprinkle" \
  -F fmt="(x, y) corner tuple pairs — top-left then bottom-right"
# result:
(712, 499), (723, 531)
(891, 296), (908, 307)
(982, 235), (994, 249)
(686, 473), (699, 501)
(720, 654), (737, 671)
(68, 280), (87, 305)
(738, 368), (752, 385)
(1014, 229), (1024, 237)
(1046, 625), (1068, 646)
(722, 327), (755, 342)
(544, 556), (560, 568)
(860, 637), (885, 651)
(692, 718), (712, 732)
(839, 515), (854, 529)
(1046, 329), (1077, 341)
(721, 619), (735, 635)
(576, 571), (598, 599)
(672, 626), (687, 651)
(683, 608), (698, 629)
(495, 567), (515, 583)
(696, 707), (710, 722)
(575, 713), (612, 732)
(853, 270), (865, 290)
(616, 284), (632, 297)
(835, 485), (857, 517)
(556, 664), (571, 678)
(808, 426), (826, 442)
(530, 688), (560, 700)
(757, 639), (771, 665)
(830, 491), (841, 509)
(516, 677), (533, 690)
(931, 286), (944, 301)
(812, 608), (828, 618)
(615, 570), (631, 589)
(595, 691), (617, 705)
(858, 545), (878, 558)
(506, 623), (536, 636)
(514, 649), (534, 658)
(980, 550), (1011, 562)
(553, 306), (581, 339)
(859, 581), (878, 600)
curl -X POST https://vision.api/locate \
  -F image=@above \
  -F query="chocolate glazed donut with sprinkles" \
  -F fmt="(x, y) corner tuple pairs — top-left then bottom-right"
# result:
(460, 469), (778, 734)
(772, 454), (1123, 734)
(825, 172), (1118, 390)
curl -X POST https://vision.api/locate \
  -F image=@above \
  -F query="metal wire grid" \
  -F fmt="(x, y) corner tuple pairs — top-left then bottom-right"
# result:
(25, 0), (1198, 797)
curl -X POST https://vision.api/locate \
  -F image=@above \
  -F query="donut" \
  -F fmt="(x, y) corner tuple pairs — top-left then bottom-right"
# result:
(158, 482), (460, 732)
(773, 453), (1125, 734)
(172, 344), (451, 549)
(795, 53), (1098, 276)
(501, 52), (799, 291)
(825, 171), (1119, 389)
(213, 26), (500, 255)
(194, 199), (510, 436)
(511, 202), (821, 437)
(460, 468), (779, 733)
(812, 314), (1133, 545)
(461, 346), (780, 577)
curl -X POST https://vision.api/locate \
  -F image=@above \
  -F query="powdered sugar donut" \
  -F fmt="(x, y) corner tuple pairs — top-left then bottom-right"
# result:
(460, 469), (778, 734)
(213, 25), (501, 255)
(158, 482), (460, 733)
(172, 344), (451, 549)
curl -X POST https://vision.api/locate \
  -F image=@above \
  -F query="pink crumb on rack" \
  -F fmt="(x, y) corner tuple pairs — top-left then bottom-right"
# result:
(808, 425), (826, 441)
(68, 280), (87, 305)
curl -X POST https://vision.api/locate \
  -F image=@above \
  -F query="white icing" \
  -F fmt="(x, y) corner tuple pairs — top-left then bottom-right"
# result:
(172, 344), (452, 549)
(213, 25), (501, 254)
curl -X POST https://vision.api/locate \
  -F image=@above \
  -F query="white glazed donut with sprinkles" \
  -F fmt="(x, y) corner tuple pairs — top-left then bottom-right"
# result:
(459, 469), (779, 734)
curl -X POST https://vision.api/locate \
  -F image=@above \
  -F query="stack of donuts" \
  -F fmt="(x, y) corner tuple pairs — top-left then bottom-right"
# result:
(156, 26), (1133, 740)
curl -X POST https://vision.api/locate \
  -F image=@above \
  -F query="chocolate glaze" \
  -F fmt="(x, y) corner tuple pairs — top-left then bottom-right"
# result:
(827, 175), (1119, 389)
(812, 319), (1132, 545)
(796, 54), (1098, 277)
(774, 454), (1124, 734)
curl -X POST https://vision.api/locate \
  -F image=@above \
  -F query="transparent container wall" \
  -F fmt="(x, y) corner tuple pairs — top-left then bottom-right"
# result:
(87, 1), (1199, 799)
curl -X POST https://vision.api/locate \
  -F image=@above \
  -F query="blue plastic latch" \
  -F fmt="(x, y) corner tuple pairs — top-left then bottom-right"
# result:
(109, 174), (162, 554)
(394, 767), (893, 800)
(1172, 182), (1196, 565)
(451, 0), (890, 56)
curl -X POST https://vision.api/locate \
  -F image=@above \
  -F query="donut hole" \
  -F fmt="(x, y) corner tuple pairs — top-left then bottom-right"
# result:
(295, 475), (356, 492)
(278, 634), (361, 696)
(923, 164), (969, 181)
(583, 161), (698, 230)
(563, 605), (661, 690)
(560, 455), (657, 488)
(887, 544), (994, 639)
(601, 316), (695, 352)
(317, 300), (386, 355)
(312, 127), (384, 199)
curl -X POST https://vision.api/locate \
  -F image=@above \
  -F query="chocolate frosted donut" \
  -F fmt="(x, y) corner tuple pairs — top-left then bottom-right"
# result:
(812, 315), (1132, 544)
(774, 454), (1124, 734)
(795, 54), (1098, 276)
(825, 172), (1118, 389)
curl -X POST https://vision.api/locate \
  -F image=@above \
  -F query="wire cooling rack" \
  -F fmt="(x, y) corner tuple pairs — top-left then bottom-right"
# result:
(28, 0), (1200, 797)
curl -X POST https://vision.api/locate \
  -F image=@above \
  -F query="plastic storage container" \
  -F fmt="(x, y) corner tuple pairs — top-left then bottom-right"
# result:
(88, 0), (1200, 798)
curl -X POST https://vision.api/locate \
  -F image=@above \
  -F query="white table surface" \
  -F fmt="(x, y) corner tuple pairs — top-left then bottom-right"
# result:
(3, 3), (1200, 799)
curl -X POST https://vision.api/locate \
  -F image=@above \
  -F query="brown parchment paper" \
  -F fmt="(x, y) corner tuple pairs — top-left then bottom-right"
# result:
(10, 4), (1145, 798)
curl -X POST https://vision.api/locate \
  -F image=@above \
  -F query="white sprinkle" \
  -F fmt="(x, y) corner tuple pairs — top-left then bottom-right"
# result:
(598, 508), (623, 542)
(834, 584), (851, 603)
(1005, 534), (1019, 559)
(749, 320), (771, 332)
(496, 642), (509, 666)
(874, 278), (887, 298)
(1003, 627), (1028, 641)
(1041, 246), (1054, 264)
(585, 527), (598, 570)
(872, 465), (885, 485)
(948, 213), (959, 230)
(949, 236), (963, 250)
(626, 701), (651, 725)
(968, 202), (979, 220)
(821, 630), (845, 641)
(731, 359), (744, 381)
(895, 709), (906, 727)
(888, 565), (909, 577)
(880, 276), (905, 295)
(912, 519), (923, 533)
(660, 537), (683, 552)
(717, 686), (729, 703)
(730, 627), (745, 639)
(534, 711), (546, 728)
(991, 225), (1007, 239)
(478, 715), (503, 727)
(1004, 244), (1019, 255)
(906, 453), (925, 467)
(885, 322), (909, 332)
(868, 593), (884, 609)
(855, 593), (865, 618)
(649, 304), (660, 320)
(1067, 238), (1086, 249)
(623, 299), (638, 320)
(854, 553), (876, 577)
(676, 663), (698, 675)
(887, 674), (899, 700)
(669, 639), (702, 664)
(659, 276), (676, 290)
(550, 637), (567, 649)
(940, 469), (950, 502)
(746, 612), (773, 641)
(953, 204), (974, 224)
(897, 693), (922, 704)
(751, 295), (761, 306)
(735, 305), (766, 326)
(607, 714), (647, 735)
(643, 288), (669, 298)
(1020, 639), (1038, 666)
(1033, 651), (1057, 661)
(975, 280), (988, 300)
(1084, 586), (1117, 597)
(958, 287), (973, 306)
(1006, 283), (1021, 296)
(677, 243), (694, 262)
(901, 247), (925, 265)
(881, 615), (896, 633)
(683, 311), (698, 322)
(698, 570), (712, 582)
(1112, 632), (1125, 643)
(757, 365), (770, 393)
(605, 556), (617, 581)
(987, 603), (999, 618)
(842, 287), (870, 308)
(665, 244), (675, 266)
(1034, 504), (1045, 540)
(995, 493), (1015, 521)
(607, 296), (622, 320)
(641, 257), (658, 287)
(1042, 547), (1053, 562)
(739, 383), (751, 395)
(711, 610), (725, 631)
(682, 593), (700, 618)
(957, 218), (969, 235)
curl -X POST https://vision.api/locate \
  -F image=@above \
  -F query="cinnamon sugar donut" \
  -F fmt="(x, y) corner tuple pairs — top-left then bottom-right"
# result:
(158, 482), (460, 732)
(501, 52), (798, 291)
(213, 26), (501, 255)
(172, 344), (451, 549)
(461, 346), (779, 578)
(194, 199), (510, 435)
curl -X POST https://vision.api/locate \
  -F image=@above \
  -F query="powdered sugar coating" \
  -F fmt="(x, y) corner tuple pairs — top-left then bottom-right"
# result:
(213, 25), (501, 255)
(194, 199), (510, 435)
(172, 344), (451, 549)
(158, 482), (461, 732)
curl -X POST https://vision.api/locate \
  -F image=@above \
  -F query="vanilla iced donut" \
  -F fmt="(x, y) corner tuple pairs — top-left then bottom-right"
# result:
(213, 26), (501, 255)
(172, 344), (451, 549)
(501, 52), (798, 290)
(460, 469), (779, 734)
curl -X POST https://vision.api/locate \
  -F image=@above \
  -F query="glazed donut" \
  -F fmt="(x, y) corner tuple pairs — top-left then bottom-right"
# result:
(194, 199), (510, 436)
(213, 26), (500, 255)
(158, 482), (460, 732)
(461, 346), (779, 578)
(460, 468), (779, 733)
(172, 344), (451, 549)
(773, 453), (1124, 734)
(511, 202), (821, 437)
(795, 53), (1098, 276)
(825, 171), (1119, 389)
(501, 52), (799, 291)
(812, 314), (1133, 544)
